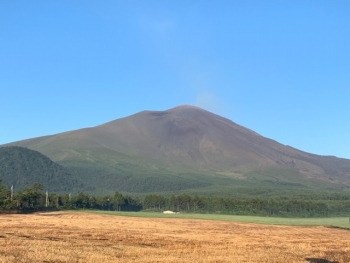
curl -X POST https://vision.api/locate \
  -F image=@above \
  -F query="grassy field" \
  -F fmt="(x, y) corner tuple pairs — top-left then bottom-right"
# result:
(1, 211), (350, 262)
(84, 210), (350, 229)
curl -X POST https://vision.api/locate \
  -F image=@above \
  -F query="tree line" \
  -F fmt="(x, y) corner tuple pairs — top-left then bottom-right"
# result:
(1, 179), (350, 217)
(143, 193), (350, 217)
(0, 180), (142, 213)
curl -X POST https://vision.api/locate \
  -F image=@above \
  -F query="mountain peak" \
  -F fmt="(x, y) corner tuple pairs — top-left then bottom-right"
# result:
(168, 105), (205, 111)
(141, 105), (207, 116)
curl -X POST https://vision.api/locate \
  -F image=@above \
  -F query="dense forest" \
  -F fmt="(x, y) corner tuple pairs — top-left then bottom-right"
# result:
(1, 178), (350, 217)
(0, 146), (90, 193)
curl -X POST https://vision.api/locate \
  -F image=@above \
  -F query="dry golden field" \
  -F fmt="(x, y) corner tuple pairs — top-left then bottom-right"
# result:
(0, 211), (349, 263)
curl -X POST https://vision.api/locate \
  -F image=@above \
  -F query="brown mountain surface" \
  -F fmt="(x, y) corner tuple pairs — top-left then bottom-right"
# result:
(3, 105), (350, 193)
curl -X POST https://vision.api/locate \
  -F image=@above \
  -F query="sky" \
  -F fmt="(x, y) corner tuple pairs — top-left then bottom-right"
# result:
(1, 1), (350, 159)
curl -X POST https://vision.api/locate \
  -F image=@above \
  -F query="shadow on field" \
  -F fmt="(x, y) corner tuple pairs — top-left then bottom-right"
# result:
(305, 258), (338, 263)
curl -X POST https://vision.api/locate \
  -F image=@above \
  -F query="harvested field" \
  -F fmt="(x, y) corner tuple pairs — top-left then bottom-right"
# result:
(0, 211), (349, 263)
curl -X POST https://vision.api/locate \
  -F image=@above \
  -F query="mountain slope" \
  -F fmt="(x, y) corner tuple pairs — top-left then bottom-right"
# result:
(0, 146), (91, 193)
(3, 105), (350, 194)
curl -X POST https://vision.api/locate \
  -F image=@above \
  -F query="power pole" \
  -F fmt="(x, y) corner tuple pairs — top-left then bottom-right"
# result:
(46, 191), (49, 207)
(10, 185), (13, 202)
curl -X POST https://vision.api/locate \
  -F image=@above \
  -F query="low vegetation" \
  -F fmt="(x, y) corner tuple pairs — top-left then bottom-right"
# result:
(87, 210), (350, 229)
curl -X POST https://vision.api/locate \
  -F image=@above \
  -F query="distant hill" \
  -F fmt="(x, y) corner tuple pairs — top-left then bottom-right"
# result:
(0, 146), (91, 193)
(3, 105), (350, 195)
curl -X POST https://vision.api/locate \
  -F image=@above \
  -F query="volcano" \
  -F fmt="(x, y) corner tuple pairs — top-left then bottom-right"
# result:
(3, 105), (350, 194)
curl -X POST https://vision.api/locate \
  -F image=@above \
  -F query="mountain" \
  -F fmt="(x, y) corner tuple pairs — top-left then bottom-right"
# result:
(2, 105), (350, 194)
(0, 146), (91, 193)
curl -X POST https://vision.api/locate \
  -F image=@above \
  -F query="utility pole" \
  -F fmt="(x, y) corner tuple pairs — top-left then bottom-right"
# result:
(46, 191), (49, 207)
(10, 185), (13, 202)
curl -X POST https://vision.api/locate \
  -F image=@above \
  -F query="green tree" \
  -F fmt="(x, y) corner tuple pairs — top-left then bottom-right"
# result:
(17, 183), (45, 211)
(0, 178), (10, 209)
(112, 191), (125, 211)
(96, 195), (112, 210)
(124, 195), (142, 211)
(143, 194), (165, 210)
(72, 192), (90, 209)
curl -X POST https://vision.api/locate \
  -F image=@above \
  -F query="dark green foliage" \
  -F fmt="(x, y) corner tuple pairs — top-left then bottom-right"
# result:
(56, 191), (142, 212)
(142, 193), (350, 217)
(0, 181), (143, 212)
(143, 194), (166, 210)
(0, 146), (92, 193)
(112, 191), (125, 211)
(61, 159), (213, 194)
(1, 145), (350, 217)
(0, 178), (10, 209)
(1, 177), (350, 217)
(1, 147), (348, 196)
(16, 183), (46, 211)
(53, 157), (350, 195)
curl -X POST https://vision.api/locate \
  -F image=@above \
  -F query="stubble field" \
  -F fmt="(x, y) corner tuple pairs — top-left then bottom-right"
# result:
(0, 211), (349, 263)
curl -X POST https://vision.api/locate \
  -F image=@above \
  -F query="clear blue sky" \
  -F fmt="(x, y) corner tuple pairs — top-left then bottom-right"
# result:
(1, 1), (350, 159)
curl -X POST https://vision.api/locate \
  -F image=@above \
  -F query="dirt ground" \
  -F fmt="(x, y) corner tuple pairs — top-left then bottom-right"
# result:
(0, 211), (349, 263)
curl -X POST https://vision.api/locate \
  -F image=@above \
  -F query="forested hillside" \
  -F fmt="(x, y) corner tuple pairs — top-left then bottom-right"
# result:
(0, 146), (90, 193)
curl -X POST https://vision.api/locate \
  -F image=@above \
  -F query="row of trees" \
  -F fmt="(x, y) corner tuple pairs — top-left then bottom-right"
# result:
(0, 180), (142, 212)
(142, 193), (350, 217)
(1, 179), (350, 217)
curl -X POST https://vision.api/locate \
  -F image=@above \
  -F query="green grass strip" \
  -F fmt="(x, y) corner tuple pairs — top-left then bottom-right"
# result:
(76, 210), (350, 229)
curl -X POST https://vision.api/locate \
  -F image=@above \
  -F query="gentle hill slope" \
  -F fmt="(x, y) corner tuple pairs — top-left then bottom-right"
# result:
(3, 105), (350, 194)
(0, 146), (90, 193)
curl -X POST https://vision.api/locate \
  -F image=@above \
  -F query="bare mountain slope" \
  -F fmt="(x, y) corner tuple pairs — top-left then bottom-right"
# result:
(3, 105), (350, 193)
